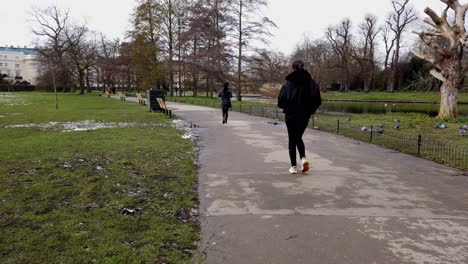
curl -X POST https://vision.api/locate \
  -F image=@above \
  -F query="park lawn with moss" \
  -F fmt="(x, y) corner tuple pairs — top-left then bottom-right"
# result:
(0, 93), (199, 263)
(321, 91), (468, 103)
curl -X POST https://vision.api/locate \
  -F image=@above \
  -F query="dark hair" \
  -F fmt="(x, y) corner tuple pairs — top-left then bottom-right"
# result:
(223, 82), (229, 89)
(292, 60), (305, 71)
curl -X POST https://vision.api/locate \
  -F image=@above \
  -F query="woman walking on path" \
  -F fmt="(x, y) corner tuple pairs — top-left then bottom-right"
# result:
(278, 60), (322, 174)
(219, 82), (233, 124)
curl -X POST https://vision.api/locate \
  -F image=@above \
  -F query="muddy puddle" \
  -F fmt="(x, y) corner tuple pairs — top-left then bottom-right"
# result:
(5, 120), (161, 132)
(172, 119), (198, 141)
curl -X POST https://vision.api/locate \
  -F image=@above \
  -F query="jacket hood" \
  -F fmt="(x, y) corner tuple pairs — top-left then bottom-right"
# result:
(285, 69), (312, 84)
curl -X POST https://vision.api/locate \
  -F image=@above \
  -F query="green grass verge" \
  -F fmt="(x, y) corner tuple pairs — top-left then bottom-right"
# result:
(0, 93), (199, 263)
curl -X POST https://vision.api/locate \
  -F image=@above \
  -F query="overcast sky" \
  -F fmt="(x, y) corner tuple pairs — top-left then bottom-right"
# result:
(2, 0), (446, 54)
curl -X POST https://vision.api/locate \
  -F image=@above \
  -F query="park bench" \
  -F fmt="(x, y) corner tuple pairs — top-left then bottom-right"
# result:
(136, 93), (146, 105)
(118, 92), (126, 101)
(156, 98), (176, 117)
(105, 90), (111, 98)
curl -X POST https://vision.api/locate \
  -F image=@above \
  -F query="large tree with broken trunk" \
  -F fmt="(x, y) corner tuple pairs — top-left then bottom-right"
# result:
(413, 0), (468, 118)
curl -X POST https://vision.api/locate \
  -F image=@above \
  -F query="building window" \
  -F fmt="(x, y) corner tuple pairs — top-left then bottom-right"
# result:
(4, 63), (7, 67)
(0, 63), (2, 67)
(15, 64), (20, 68)
(15, 71), (21, 77)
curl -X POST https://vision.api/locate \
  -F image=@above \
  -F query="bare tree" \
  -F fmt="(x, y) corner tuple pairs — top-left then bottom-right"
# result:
(382, 17), (397, 91)
(183, 0), (231, 97)
(31, 6), (72, 91)
(248, 49), (288, 84)
(326, 18), (353, 92)
(160, 0), (178, 96)
(131, 0), (162, 90)
(97, 34), (120, 90)
(65, 24), (90, 94)
(229, 0), (276, 101)
(413, 0), (468, 118)
(292, 37), (334, 90)
(358, 15), (380, 92)
(387, 0), (418, 92)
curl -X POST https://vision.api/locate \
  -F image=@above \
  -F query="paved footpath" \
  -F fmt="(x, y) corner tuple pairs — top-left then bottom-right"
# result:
(119, 96), (468, 263)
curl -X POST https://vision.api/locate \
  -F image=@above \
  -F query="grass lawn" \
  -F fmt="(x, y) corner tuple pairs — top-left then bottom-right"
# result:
(0, 93), (199, 263)
(314, 112), (468, 148)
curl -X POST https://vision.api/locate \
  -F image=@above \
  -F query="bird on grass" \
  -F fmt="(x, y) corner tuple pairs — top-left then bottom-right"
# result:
(460, 129), (467, 136)
(394, 119), (400, 129)
(434, 123), (448, 129)
(378, 123), (385, 129)
(460, 127), (467, 137)
(345, 117), (351, 124)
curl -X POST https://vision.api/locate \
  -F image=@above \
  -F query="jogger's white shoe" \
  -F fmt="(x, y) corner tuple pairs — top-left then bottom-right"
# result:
(301, 158), (310, 173)
(289, 166), (298, 174)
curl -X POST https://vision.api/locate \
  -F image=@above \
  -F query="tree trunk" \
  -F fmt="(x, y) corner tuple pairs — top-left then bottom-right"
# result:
(438, 59), (462, 118)
(168, 0), (174, 97)
(85, 69), (91, 92)
(193, 73), (198, 97)
(237, 1), (243, 102)
(387, 51), (396, 92)
(79, 70), (85, 95)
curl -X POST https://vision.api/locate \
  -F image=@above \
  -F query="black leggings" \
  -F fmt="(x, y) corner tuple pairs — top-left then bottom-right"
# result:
(285, 115), (310, 167)
(222, 108), (229, 122)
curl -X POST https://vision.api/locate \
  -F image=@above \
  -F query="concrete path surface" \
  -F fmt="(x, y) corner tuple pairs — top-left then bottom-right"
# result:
(167, 102), (468, 264)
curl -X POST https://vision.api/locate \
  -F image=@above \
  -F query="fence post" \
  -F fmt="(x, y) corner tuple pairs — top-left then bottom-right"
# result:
(337, 120), (340, 134)
(250, 105), (252, 114)
(261, 107), (264, 117)
(240, 104), (242, 113)
(370, 125), (374, 143)
(417, 135), (422, 156)
(275, 108), (279, 119)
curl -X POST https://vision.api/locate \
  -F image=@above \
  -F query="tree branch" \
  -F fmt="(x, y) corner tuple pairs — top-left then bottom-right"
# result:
(430, 69), (446, 82)
(411, 50), (441, 69)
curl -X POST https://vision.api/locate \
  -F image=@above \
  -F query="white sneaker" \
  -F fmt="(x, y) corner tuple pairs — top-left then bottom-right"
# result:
(301, 158), (310, 173)
(289, 166), (298, 174)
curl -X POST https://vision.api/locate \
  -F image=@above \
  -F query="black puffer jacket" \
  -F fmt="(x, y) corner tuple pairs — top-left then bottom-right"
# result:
(219, 88), (232, 109)
(277, 70), (322, 116)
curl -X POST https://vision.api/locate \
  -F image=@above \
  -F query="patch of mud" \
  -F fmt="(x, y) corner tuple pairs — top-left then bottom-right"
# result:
(4, 120), (162, 132)
(172, 119), (198, 141)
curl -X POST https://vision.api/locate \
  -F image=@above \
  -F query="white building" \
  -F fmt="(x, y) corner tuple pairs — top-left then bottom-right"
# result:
(0, 46), (39, 85)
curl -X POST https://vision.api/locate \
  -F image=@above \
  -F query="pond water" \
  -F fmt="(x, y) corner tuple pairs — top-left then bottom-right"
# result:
(242, 98), (468, 117)
(320, 101), (468, 117)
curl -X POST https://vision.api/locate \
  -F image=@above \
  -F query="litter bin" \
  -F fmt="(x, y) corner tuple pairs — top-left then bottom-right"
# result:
(147, 90), (167, 112)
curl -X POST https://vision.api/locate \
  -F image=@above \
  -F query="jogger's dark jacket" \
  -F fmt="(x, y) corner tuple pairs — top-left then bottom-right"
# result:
(277, 70), (322, 116)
